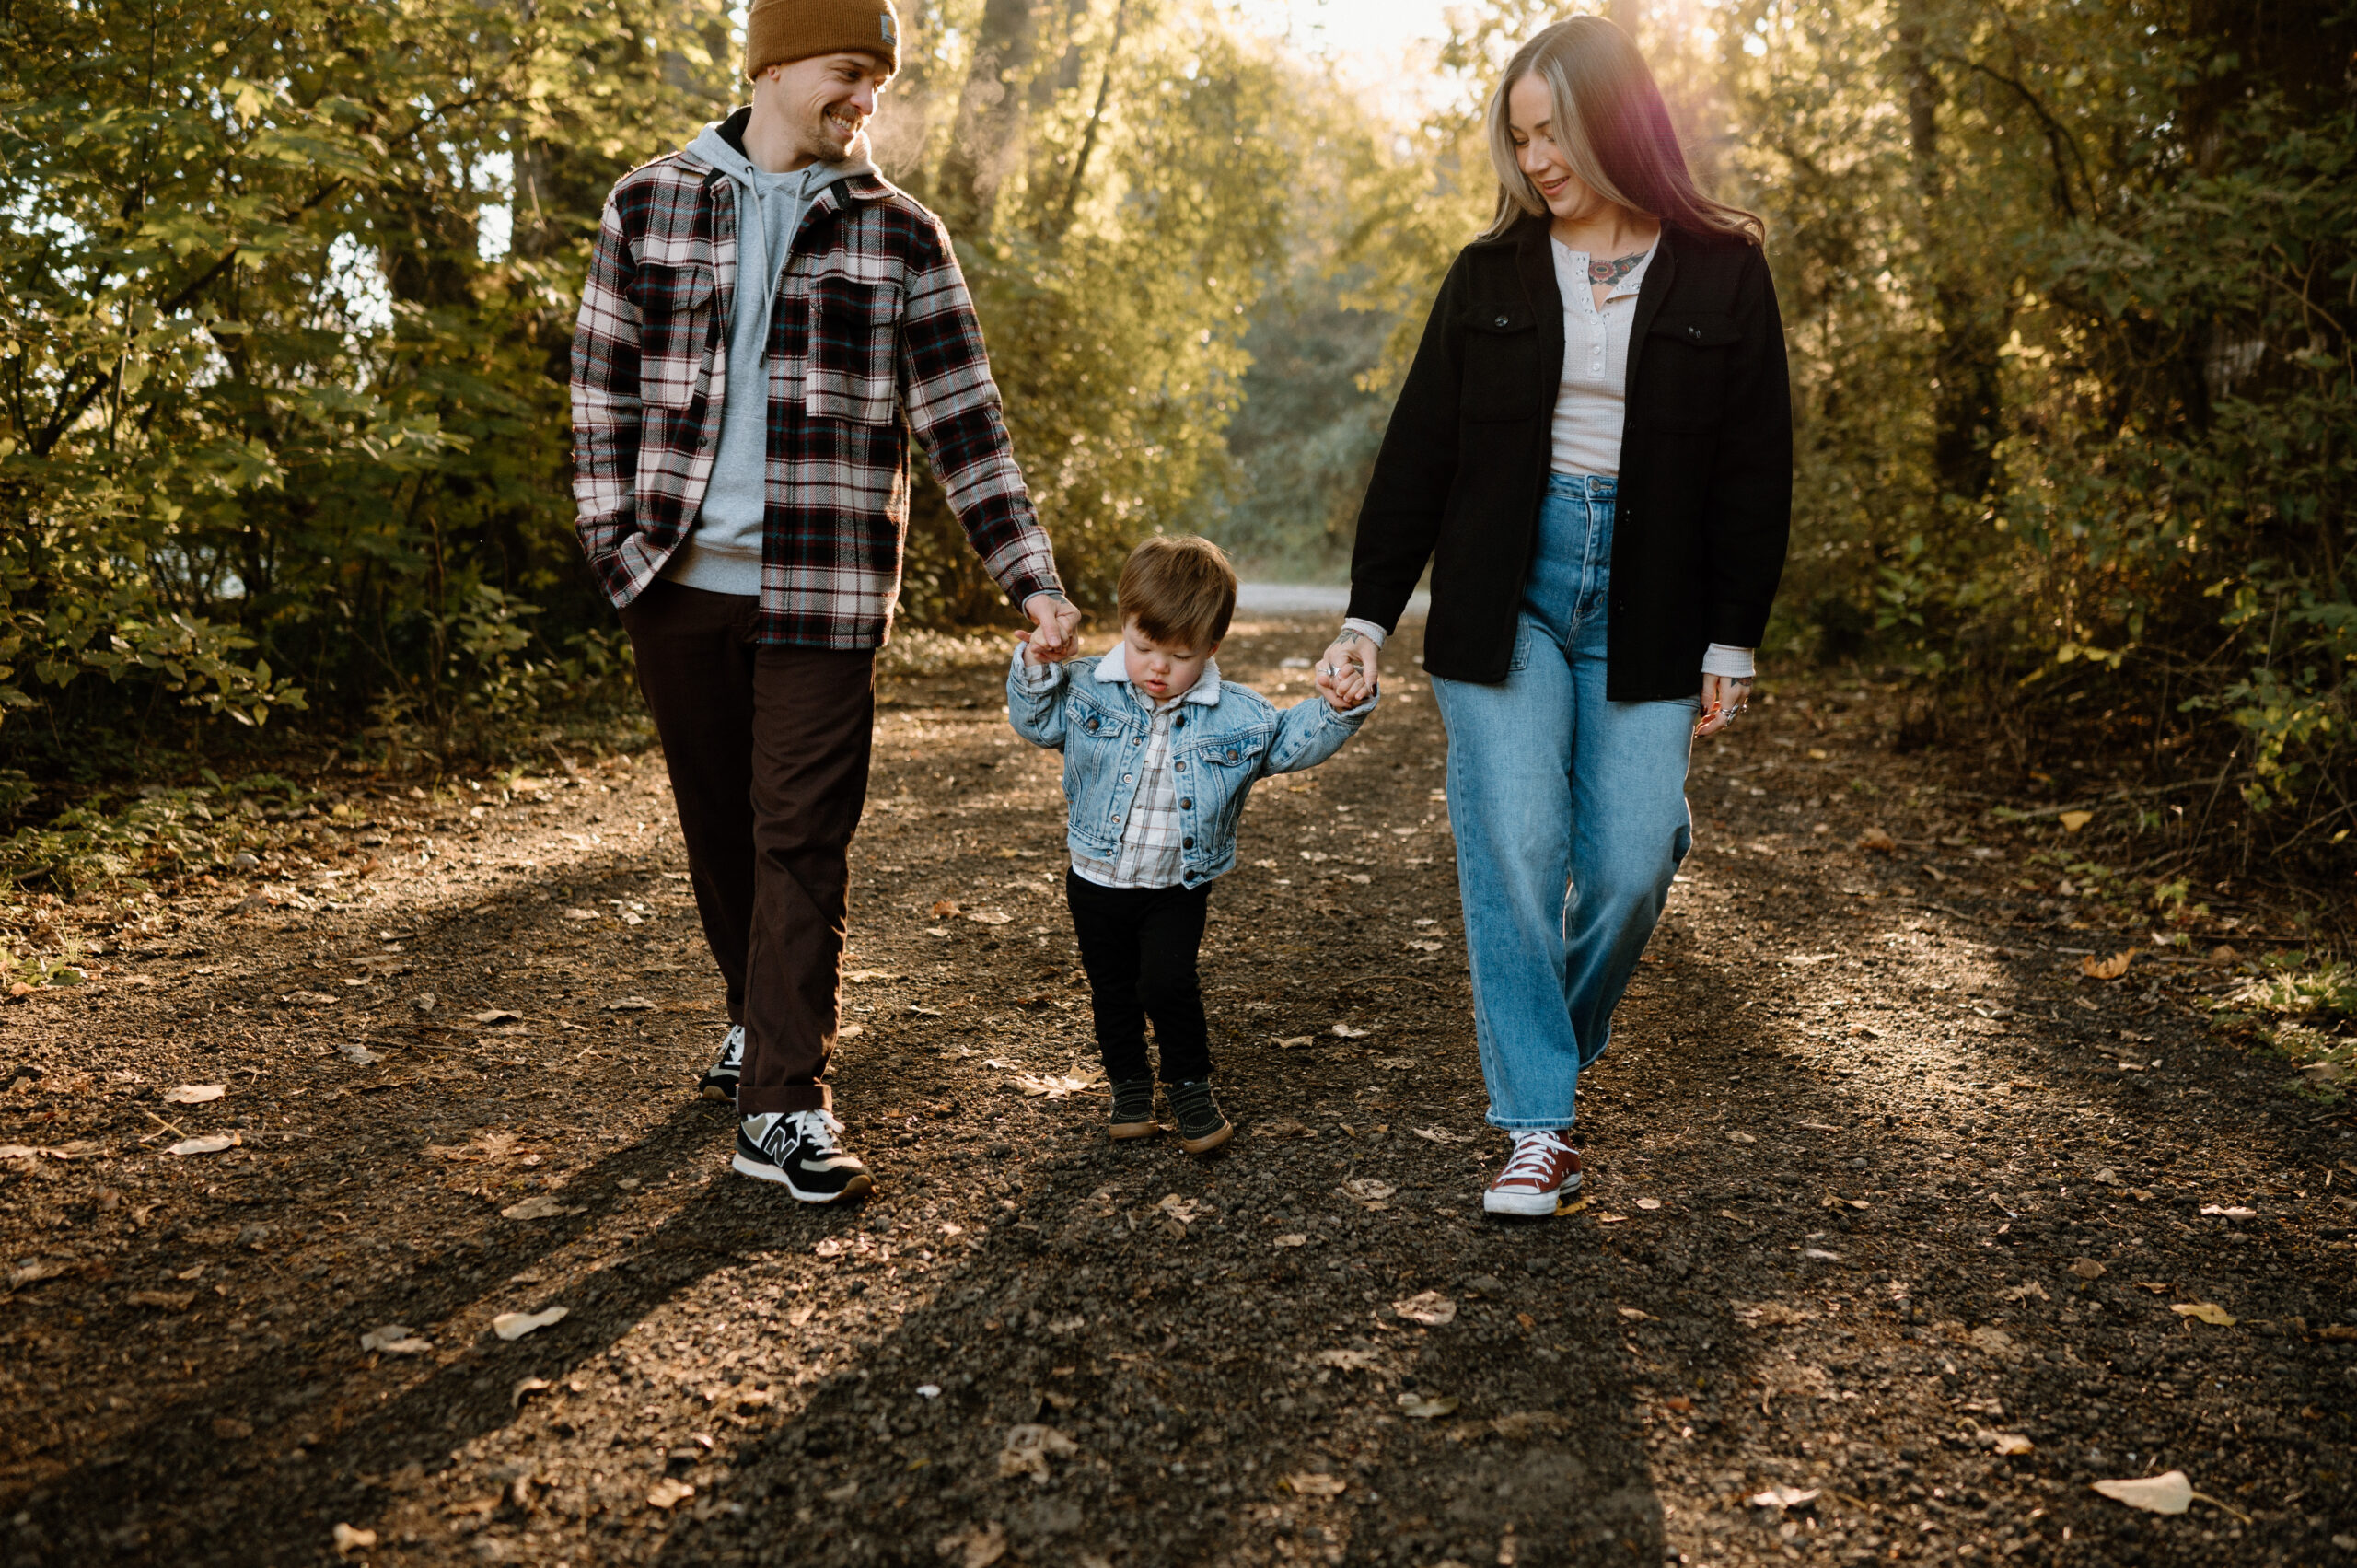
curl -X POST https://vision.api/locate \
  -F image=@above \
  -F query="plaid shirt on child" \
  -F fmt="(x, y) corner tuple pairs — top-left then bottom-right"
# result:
(570, 113), (1062, 647)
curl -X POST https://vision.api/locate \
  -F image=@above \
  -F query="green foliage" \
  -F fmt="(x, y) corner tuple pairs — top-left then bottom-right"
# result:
(0, 0), (729, 763)
(0, 770), (320, 895)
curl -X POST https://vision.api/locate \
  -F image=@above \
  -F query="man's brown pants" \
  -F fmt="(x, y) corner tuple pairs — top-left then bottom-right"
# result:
(619, 580), (874, 1116)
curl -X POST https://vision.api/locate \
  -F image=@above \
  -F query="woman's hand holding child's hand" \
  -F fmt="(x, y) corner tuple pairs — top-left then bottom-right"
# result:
(1315, 630), (1376, 711)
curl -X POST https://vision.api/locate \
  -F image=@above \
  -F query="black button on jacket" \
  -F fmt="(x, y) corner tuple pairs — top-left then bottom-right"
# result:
(1344, 215), (1793, 700)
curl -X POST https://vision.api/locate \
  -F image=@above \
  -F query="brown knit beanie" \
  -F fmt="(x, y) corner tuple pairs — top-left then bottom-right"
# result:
(745, 0), (900, 82)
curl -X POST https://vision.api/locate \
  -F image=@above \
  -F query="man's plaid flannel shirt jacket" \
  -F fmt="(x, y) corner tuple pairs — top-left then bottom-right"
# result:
(570, 122), (1062, 646)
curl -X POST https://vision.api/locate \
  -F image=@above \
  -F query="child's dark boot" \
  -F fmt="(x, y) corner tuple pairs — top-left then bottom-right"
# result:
(1168, 1080), (1232, 1155)
(1109, 1079), (1159, 1141)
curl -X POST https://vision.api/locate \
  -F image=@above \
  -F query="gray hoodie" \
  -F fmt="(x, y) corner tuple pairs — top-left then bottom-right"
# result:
(661, 118), (875, 597)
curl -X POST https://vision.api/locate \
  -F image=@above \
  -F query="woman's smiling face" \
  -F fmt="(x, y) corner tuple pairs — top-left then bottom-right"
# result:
(1507, 73), (1596, 222)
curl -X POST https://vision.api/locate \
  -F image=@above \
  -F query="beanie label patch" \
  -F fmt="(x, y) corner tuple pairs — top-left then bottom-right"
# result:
(880, 12), (896, 44)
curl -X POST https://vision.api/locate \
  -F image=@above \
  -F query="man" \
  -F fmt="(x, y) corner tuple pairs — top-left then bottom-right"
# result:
(571, 0), (1080, 1203)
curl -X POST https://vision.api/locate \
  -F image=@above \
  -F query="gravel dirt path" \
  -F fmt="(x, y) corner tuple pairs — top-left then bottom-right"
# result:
(3, 615), (2352, 1568)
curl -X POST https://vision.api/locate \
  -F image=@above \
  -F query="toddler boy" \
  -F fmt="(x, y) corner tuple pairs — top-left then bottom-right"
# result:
(1007, 537), (1376, 1152)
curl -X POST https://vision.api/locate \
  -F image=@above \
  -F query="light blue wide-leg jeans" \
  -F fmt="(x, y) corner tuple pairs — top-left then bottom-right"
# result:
(1430, 474), (1697, 1131)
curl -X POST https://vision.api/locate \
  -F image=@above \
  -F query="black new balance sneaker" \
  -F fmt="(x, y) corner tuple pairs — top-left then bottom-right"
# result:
(734, 1110), (873, 1203)
(697, 1024), (746, 1102)
(1167, 1080), (1232, 1155)
(1109, 1079), (1159, 1141)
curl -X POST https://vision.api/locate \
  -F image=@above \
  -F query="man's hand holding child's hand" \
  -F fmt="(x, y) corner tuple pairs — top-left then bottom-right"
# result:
(1020, 593), (1084, 665)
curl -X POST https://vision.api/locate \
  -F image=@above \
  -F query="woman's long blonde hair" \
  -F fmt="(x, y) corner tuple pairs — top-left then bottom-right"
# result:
(1479, 17), (1762, 245)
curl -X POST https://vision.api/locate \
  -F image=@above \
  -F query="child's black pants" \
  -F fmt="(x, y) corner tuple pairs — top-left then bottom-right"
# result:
(1065, 869), (1213, 1084)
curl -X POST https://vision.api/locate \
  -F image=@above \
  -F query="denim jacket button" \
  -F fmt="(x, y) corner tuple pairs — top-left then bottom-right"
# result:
(1172, 760), (1185, 772)
(1178, 797), (1192, 809)
(1086, 717), (1099, 731)
(1182, 836), (1194, 849)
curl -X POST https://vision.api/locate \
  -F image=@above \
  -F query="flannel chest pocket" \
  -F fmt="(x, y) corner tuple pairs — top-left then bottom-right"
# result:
(804, 273), (902, 424)
(629, 263), (714, 410)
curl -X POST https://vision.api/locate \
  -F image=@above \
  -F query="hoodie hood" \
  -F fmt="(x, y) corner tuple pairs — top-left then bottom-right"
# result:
(687, 108), (877, 195)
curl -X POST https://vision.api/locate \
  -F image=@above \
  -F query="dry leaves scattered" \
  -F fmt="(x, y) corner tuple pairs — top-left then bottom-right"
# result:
(996, 1424), (1077, 1482)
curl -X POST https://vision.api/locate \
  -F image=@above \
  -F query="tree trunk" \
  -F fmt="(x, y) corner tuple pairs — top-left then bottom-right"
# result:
(1896, 0), (2000, 505)
(935, 0), (1041, 235)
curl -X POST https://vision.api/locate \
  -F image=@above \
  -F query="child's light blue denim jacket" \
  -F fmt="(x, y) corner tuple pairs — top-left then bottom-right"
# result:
(1006, 644), (1377, 889)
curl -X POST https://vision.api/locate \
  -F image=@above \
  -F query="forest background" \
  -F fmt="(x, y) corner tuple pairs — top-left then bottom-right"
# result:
(0, 0), (2351, 895)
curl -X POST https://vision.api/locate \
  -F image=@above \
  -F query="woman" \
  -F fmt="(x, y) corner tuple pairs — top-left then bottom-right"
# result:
(1317, 17), (1790, 1216)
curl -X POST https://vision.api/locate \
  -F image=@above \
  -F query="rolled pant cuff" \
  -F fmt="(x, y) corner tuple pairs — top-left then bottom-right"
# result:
(738, 1084), (833, 1117)
(1486, 1112), (1575, 1132)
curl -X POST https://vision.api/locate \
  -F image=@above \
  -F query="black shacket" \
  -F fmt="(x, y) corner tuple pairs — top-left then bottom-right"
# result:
(1345, 215), (1794, 700)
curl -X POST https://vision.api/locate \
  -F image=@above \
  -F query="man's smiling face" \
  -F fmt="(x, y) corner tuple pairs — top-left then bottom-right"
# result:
(760, 51), (891, 163)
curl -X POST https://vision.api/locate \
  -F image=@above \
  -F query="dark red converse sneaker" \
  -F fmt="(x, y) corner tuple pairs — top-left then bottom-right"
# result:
(1483, 1130), (1581, 1216)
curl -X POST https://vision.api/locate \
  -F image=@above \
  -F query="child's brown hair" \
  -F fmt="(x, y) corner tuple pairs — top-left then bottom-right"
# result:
(1116, 535), (1237, 651)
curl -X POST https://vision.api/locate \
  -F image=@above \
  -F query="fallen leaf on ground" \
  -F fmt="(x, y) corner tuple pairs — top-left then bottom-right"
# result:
(2090, 1470), (2251, 1523)
(512, 1376), (552, 1408)
(931, 900), (962, 917)
(499, 1195), (585, 1222)
(1857, 827), (1896, 854)
(1272, 1234), (1308, 1249)
(332, 1523), (377, 1553)
(2080, 951), (2133, 980)
(1999, 1281), (2050, 1303)
(1313, 1348), (1380, 1370)
(1724, 1130), (1758, 1144)
(468, 1009), (522, 1026)
(161, 1084), (224, 1105)
(6, 1260), (68, 1288)
(360, 1324), (434, 1355)
(843, 970), (903, 983)
(493, 1306), (569, 1341)
(1747, 1487), (1821, 1511)
(603, 996), (657, 1012)
(1392, 1292), (1457, 1327)
(966, 910), (1013, 925)
(1255, 1118), (1312, 1139)
(1156, 1193), (1202, 1229)
(212, 1416), (252, 1439)
(338, 1043), (384, 1065)
(1398, 1393), (1459, 1419)
(1330, 1023), (1369, 1038)
(1617, 1307), (1654, 1321)
(166, 1134), (237, 1156)
(1410, 1125), (1469, 1144)
(1012, 1068), (1104, 1099)
(1341, 1179), (1396, 1205)
(936, 1522), (1007, 1568)
(2070, 1258), (2108, 1281)
(2199, 1204), (2258, 1219)
(646, 1478), (693, 1510)
(1556, 1193), (1591, 1216)
(2059, 810), (2094, 832)
(1991, 1434), (2035, 1455)
(1635, 1198), (1663, 1211)
(996, 1423), (1076, 1481)
(1286, 1472), (1347, 1497)
(127, 1288), (196, 1310)
(2172, 1302), (2237, 1326)
(284, 990), (339, 1005)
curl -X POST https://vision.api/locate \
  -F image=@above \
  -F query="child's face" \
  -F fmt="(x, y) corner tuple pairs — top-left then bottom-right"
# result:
(1120, 619), (1217, 703)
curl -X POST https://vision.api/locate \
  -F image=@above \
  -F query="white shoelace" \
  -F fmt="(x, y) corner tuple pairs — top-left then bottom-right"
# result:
(1497, 1129), (1576, 1184)
(789, 1109), (847, 1156)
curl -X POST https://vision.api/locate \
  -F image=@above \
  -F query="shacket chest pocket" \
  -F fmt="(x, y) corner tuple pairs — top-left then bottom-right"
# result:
(803, 269), (903, 424)
(629, 240), (716, 412)
(1064, 696), (1140, 844)
(1186, 727), (1272, 838)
